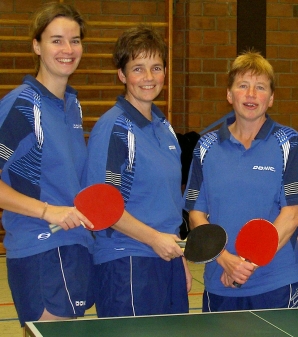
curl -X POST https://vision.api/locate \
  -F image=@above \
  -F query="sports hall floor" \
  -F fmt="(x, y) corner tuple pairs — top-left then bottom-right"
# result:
(0, 254), (204, 336)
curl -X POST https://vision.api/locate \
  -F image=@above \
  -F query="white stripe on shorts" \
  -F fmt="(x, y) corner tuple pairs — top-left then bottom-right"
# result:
(57, 247), (76, 314)
(130, 256), (136, 316)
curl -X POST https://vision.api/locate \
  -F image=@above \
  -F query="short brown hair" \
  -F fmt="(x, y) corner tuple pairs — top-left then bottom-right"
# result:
(113, 25), (167, 73)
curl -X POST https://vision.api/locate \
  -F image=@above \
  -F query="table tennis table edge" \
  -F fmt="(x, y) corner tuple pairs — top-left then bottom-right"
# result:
(24, 307), (298, 337)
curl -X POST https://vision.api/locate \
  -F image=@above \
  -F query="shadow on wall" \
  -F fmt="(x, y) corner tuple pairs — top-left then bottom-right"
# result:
(176, 131), (200, 240)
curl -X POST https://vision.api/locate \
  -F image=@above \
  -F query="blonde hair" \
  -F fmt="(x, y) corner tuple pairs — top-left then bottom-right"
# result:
(228, 50), (275, 93)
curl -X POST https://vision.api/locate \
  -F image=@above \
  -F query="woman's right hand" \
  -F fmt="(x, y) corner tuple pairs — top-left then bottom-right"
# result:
(42, 204), (94, 231)
(217, 250), (254, 287)
(149, 232), (184, 261)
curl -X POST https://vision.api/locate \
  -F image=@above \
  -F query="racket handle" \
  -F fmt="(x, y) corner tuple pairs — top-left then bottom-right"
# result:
(233, 257), (253, 288)
(49, 221), (85, 234)
(177, 241), (186, 248)
(49, 224), (62, 233)
(232, 281), (242, 288)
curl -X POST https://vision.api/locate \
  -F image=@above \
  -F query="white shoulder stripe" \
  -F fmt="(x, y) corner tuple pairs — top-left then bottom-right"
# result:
(0, 143), (14, 161)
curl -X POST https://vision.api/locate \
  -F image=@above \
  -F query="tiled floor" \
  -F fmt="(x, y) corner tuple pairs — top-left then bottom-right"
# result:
(0, 254), (204, 336)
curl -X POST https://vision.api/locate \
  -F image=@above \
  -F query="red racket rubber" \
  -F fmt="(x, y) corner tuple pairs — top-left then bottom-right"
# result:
(233, 218), (279, 288)
(49, 183), (124, 233)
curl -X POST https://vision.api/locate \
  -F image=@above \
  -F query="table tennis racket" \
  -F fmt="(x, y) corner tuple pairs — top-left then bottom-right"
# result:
(177, 224), (227, 263)
(49, 183), (125, 233)
(233, 218), (279, 288)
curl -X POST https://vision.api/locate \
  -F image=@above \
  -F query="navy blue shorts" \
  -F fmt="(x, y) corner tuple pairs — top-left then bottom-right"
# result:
(202, 282), (298, 312)
(7, 244), (94, 326)
(93, 256), (189, 317)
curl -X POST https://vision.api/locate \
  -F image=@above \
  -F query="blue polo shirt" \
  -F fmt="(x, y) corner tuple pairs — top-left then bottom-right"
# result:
(0, 75), (94, 258)
(85, 96), (182, 264)
(185, 114), (298, 296)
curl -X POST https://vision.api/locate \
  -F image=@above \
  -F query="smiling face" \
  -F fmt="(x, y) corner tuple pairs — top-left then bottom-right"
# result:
(227, 71), (274, 122)
(33, 17), (83, 82)
(118, 53), (166, 116)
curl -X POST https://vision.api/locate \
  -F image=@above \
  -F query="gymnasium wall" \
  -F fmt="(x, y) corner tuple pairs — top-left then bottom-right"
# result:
(1, 0), (298, 134)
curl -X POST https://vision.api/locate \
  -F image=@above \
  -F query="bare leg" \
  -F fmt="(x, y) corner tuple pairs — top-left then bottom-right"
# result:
(39, 308), (73, 321)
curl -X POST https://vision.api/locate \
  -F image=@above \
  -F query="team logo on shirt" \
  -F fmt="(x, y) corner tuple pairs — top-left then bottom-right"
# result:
(37, 232), (51, 240)
(76, 301), (86, 307)
(169, 145), (176, 150)
(252, 166), (276, 172)
(73, 124), (83, 129)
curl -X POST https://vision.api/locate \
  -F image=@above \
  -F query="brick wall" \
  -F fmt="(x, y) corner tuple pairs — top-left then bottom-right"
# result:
(1, 0), (298, 134)
(172, 0), (237, 133)
(172, 0), (298, 134)
(0, 0), (169, 127)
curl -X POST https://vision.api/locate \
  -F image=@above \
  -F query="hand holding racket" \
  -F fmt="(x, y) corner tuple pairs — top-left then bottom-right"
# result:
(233, 218), (279, 288)
(49, 184), (125, 233)
(177, 224), (227, 264)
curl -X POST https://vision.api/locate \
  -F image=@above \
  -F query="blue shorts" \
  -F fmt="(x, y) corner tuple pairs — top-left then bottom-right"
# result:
(7, 244), (94, 326)
(202, 282), (298, 312)
(94, 256), (189, 317)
